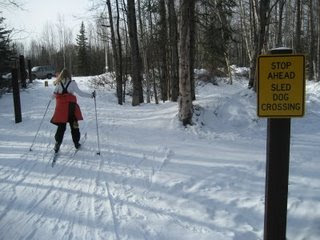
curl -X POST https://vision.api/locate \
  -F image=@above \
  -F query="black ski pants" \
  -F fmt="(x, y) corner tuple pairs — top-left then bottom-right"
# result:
(55, 121), (80, 146)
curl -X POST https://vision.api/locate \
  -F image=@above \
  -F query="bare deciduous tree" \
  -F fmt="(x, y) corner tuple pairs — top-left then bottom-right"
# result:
(178, 0), (195, 126)
(159, 0), (168, 102)
(308, 0), (315, 80)
(168, 0), (179, 102)
(106, 0), (123, 104)
(0, 0), (24, 9)
(137, 0), (151, 103)
(317, 0), (320, 81)
(295, 0), (302, 53)
(248, 0), (271, 89)
(127, 0), (143, 106)
(276, 0), (286, 47)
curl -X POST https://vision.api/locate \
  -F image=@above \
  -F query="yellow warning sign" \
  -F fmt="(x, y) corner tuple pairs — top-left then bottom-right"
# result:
(258, 54), (305, 117)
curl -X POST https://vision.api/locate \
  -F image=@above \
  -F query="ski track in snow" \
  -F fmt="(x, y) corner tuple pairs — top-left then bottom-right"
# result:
(0, 77), (319, 240)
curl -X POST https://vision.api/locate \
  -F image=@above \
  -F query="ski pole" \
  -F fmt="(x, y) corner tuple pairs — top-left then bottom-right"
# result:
(93, 92), (101, 155)
(29, 99), (52, 151)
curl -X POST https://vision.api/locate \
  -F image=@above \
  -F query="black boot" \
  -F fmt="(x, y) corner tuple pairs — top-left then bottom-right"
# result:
(75, 142), (81, 149)
(54, 142), (61, 153)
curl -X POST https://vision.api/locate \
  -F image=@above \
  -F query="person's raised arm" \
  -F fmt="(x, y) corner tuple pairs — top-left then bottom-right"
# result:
(71, 80), (95, 98)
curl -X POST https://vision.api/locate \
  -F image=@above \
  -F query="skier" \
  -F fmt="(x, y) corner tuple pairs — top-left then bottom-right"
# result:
(50, 68), (95, 153)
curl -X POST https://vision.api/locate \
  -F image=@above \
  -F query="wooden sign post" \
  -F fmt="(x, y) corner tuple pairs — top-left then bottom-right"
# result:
(11, 68), (22, 123)
(19, 55), (27, 89)
(258, 48), (305, 240)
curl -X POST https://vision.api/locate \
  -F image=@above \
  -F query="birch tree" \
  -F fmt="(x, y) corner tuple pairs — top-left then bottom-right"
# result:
(41, 22), (56, 66)
(148, 0), (159, 104)
(137, 0), (151, 103)
(215, 0), (234, 84)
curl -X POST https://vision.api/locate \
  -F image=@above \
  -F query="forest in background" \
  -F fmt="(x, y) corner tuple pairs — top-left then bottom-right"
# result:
(1, 0), (320, 123)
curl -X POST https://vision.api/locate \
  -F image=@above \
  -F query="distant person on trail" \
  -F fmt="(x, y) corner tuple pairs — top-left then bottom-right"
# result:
(50, 68), (95, 153)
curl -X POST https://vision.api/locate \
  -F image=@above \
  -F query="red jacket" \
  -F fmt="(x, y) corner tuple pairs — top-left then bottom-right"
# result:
(51, 93), (83, 124)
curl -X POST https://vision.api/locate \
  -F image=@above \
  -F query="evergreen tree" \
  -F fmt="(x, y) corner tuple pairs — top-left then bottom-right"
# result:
(76, 22), (89, 76)
(198, 0), (235, 74)
(0, 16), (13, 74)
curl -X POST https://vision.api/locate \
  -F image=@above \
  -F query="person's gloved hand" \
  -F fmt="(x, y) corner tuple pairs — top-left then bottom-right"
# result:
(92, 91), (96, 98)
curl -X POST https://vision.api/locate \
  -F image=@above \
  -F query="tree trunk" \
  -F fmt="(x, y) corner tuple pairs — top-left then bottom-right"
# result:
(159, 0), (168, 102)
(190, 1), (196, 101)
(116, 0), (123, 104)
(215, 0), (233, 84)
(168, 0), (179, 102)
(137, 0), (151, 103)
(276, 0), (286, 47)
(248, 0), (259, 89)
(308, 0), (315, 80)
(249, 0), (270, 90)
(318, 0), (320, 81)
(122, 0), (128, 103)
(239, 0), (253, 63)
(106, 0), (122, 104)
(148, 0), (158, 104)
(258, 0), (270, 54)
(295, 0), (302, 53)
(127, 0), (144, 106)
(178, 0), (195, 126)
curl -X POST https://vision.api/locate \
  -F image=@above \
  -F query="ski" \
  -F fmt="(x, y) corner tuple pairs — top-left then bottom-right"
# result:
(51, 132), (87, 167)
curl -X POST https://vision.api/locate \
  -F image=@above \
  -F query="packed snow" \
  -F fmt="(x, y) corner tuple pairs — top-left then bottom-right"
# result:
(0, 73), (319, 240)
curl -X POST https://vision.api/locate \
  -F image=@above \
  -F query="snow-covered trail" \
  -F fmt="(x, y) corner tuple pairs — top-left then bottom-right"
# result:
(0, 77), (319, 240)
